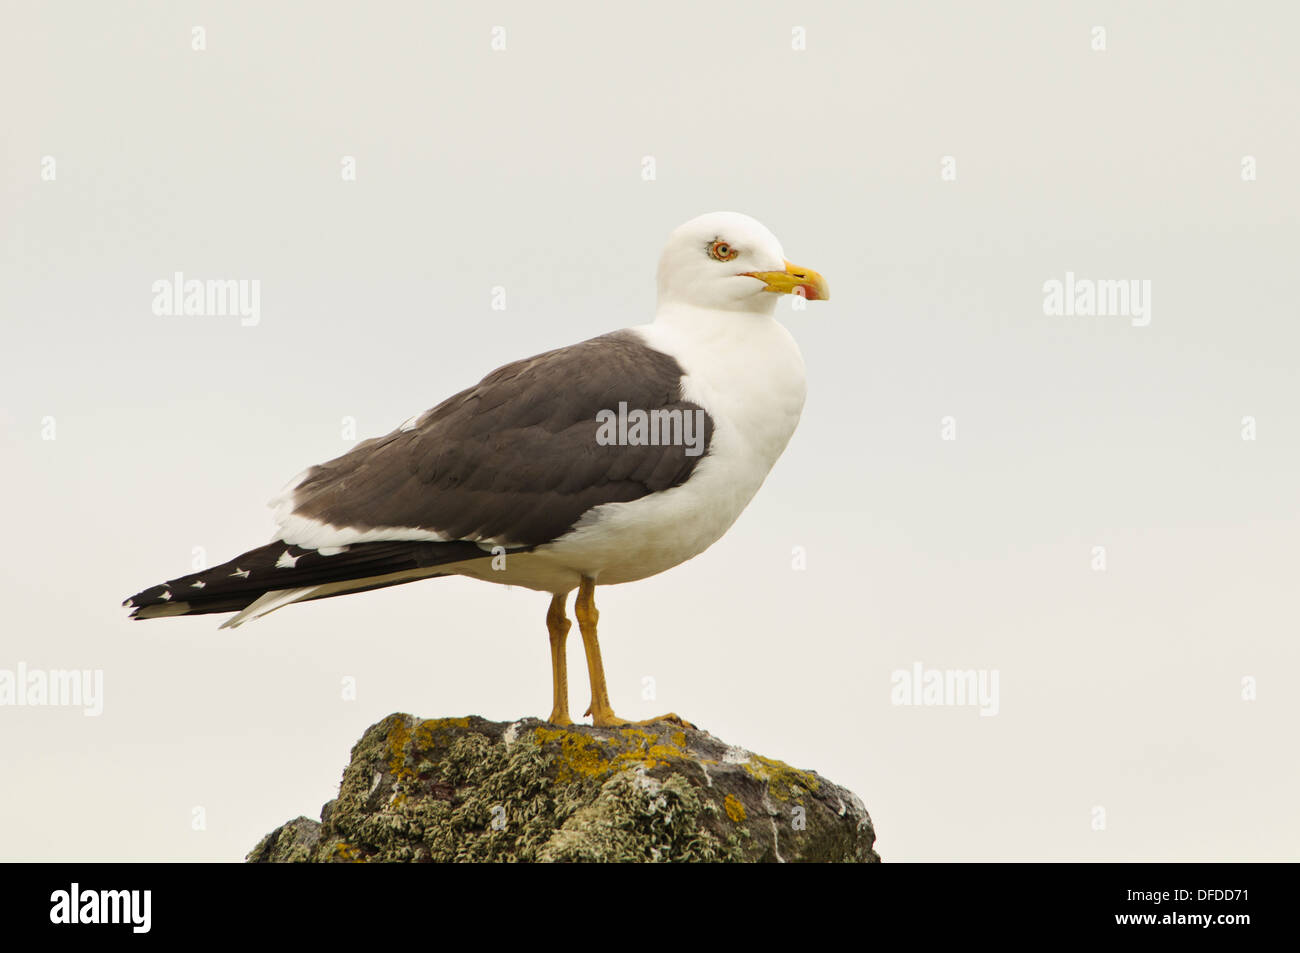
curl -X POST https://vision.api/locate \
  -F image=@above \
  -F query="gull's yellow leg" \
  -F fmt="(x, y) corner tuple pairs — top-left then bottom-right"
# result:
(546, 593), (573, 726)
(574, 576), (695, 729)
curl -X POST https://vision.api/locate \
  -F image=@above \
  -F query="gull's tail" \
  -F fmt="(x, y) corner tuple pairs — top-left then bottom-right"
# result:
(122, 539), (511, 628)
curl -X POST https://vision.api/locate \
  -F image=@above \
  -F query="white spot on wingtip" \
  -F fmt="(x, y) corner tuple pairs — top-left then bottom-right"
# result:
(230, 567), (250, 579)
(275, 550), (301, 568)
(122, 599), (134, 608)
(159, 590), (172, 601)
(191, 580), (206, 589)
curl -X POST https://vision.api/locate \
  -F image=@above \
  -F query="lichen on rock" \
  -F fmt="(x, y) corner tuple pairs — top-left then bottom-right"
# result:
(247, 714), (880, 863)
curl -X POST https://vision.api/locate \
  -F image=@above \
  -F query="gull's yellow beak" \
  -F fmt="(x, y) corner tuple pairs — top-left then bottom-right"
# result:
(742, 260), (829, 301)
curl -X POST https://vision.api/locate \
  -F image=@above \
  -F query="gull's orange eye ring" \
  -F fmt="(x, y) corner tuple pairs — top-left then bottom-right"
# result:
(709, 240), (738, 262)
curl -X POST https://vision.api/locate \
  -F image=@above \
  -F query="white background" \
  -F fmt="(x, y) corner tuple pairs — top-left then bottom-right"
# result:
(2, 1), (1297, 861)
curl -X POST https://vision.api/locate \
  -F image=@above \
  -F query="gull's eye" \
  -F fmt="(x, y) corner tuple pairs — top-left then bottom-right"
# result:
(709, 240), (738, 262)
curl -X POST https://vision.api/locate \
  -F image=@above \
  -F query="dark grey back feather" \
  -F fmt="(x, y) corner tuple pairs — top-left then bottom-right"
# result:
(288, 331), (714, 547)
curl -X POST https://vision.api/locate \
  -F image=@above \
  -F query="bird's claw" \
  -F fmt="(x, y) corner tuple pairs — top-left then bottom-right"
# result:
(647, 712), (697, 731)
(589, 711), (696, 730)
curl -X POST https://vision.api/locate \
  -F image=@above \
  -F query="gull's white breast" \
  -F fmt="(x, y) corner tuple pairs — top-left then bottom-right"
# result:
(507, 307), (808, 591)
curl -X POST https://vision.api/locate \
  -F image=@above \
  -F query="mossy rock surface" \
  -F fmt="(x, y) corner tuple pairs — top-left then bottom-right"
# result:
(247, 714), (880, 863)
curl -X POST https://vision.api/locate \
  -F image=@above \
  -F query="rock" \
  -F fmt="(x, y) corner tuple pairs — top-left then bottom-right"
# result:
(246, 815), (319, 863)
(246, 714), (880, 863)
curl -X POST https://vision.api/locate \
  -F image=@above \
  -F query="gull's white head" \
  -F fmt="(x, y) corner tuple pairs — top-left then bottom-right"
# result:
(655, 211), (828, 314)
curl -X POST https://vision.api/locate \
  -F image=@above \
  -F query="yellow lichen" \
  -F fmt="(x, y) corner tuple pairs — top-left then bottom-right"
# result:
(533, 726), (611, 782)
(385, 715), (413, 782)
(332, 841), (364, 862)
(617, 727), (690, 769)
(741, 754), (820, 801)
(532, 725), (690, 783)
(385, 716), (477, 801)
(723, 794), (747, 823)
(412, 716), (472, 753)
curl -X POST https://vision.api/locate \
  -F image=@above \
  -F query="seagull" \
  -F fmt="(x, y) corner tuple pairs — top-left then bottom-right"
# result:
(123, 211), (828, 727)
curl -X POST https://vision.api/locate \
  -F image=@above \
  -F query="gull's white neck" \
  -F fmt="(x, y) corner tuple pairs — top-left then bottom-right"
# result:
(635, 300), (808, 469)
